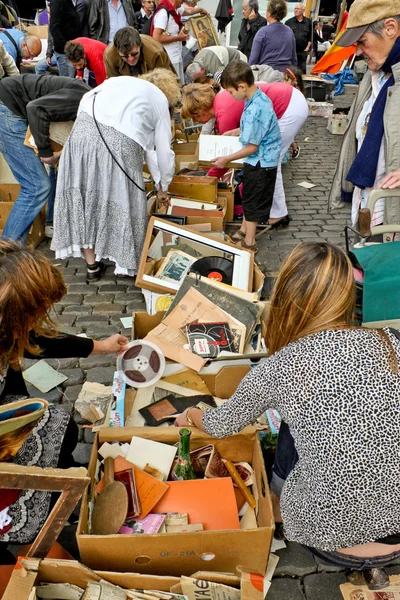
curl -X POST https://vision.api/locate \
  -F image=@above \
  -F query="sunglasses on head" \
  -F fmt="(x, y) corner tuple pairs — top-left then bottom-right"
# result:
(119, 50), (140, 59)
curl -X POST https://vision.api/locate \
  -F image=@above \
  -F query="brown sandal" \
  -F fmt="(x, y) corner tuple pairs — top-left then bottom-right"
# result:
(230, 230), (245, 243)
(240, 239), (258, 254)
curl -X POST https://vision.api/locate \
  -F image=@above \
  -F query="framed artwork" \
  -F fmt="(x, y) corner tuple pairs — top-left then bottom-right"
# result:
(190, 15), (219, 50)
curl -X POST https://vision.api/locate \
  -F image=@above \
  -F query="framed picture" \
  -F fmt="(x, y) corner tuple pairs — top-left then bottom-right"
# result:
(190, 15), (219, 50)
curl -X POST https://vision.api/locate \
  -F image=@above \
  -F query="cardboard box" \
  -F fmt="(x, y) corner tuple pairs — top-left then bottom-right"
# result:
(136, 217), (255, 296)
(4, 557), (262, 600)
(327, 113), (349, 134)
(0, 182), (45, 247)
(77, 427), (274, 576)
(173, 141), (199, 172)
(307, 101), (334, 117)
(154, 196), (227, 231)
(26, 25), (48, 39)
(218, 190), (235, 223)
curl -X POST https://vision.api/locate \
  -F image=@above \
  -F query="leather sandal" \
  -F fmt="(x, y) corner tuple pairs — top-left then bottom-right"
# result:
(240, 239), (258, 254)
(86, 260), (105, 282)
(230, 230), (245, 243)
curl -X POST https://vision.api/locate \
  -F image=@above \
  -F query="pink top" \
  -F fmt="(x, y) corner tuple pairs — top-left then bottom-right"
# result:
(72, 37), (107, 85)
(208, 82), (293, 178)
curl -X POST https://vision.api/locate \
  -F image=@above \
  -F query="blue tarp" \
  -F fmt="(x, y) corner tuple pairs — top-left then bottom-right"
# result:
(322, 67), (359, 96)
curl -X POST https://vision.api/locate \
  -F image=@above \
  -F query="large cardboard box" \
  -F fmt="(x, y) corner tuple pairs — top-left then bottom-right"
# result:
(173, 141), (199, 172)
(327, 113), (349, 134)
(307, 101), (334, 117)
(153, 196), (227, 231)
(4, 557), (263, 600)
(136, 217), (255, 296)
(77, 428), (274, 576)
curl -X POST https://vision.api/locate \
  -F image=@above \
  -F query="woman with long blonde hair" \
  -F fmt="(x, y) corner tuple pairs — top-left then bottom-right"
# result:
(175, 241), (400, 591)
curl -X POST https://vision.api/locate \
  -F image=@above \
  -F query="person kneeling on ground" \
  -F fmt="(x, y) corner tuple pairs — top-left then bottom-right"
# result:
(175, 241), (400, 592)
(212, 61), (281, 253)
(0, 239), (128, 559)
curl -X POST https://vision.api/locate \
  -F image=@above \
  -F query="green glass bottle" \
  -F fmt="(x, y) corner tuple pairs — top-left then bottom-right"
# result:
(172, 428), (196, 481)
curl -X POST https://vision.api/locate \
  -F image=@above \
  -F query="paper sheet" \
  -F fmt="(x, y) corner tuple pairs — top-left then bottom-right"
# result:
(125, 436), (177, 481)
(199, 135), (243, 164)
(23, 360), (68, 393)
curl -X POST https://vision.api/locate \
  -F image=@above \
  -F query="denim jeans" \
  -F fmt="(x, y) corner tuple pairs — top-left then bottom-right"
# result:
(0, 103), (51, 243)
(304, 544), (400, 571)
(271, 421), (400, 570)
(46, 166), (57, 225)
(35, 55), (58, 74)
(54, 52), (75, 77)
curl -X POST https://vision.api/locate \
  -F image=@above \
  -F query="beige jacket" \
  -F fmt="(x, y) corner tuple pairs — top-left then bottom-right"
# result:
(328, 62), (400, 225)
(0, 41), (19, 79)
(104, 35), (175, 78)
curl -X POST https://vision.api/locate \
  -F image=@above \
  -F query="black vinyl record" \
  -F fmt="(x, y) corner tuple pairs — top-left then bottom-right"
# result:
(190, 256), (233, 285)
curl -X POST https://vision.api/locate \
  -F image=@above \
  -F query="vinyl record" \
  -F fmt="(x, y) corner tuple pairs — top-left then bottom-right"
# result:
(190, 256), (233, 285)
(117, 340), (165, 388)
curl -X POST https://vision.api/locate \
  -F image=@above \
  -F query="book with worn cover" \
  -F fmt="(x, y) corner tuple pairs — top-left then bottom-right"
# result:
(139, 393), (216, 427)
(186, 322), (240, 358)
(154, 250), (197, 284)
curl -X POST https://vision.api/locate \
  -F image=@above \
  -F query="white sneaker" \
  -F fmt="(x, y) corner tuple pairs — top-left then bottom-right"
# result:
(45, 225), (54, 238)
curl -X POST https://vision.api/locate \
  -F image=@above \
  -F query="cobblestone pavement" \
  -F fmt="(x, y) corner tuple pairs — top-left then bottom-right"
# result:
(25, 87), (400, 597)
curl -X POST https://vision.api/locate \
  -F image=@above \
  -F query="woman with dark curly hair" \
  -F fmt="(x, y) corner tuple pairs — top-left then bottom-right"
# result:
(249, 0), (297, 72)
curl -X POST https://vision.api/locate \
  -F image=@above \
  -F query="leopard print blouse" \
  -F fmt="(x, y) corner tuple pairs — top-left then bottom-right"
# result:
(202, 328), (400, 551)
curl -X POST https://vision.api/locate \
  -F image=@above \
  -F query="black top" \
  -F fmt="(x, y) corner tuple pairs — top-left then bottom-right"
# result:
(285, 16), (312, 53)
(50, 0), (83, 53)
(0, 74), (90, 157)
(136, 9), (151, 34)
(238, 13), (267, 59)
(2, 332), (94, 404)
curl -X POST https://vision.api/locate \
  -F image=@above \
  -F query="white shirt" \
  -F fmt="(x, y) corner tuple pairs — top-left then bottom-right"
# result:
(353, 70), (387, 226)
(79, 77), (175, 191)
(153, 7), (183, 65)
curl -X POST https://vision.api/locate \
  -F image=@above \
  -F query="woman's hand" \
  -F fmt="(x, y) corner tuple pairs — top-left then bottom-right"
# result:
(174, 408), (192, 428)
(381, 170), (400, 189)
(92, 334), (129, 355)
(212, 156), (228, 169)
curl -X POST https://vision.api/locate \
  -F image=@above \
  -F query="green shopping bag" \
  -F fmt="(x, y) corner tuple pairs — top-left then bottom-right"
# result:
(352, 241), (400, 322)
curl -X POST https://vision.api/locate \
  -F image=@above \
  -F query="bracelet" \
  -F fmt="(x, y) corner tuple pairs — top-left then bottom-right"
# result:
(186, 407), (196, 427)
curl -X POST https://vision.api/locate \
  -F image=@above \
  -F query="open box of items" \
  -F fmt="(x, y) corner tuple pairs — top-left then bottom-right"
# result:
(77, 426), (274, 577)
(4, 556), (265, 600)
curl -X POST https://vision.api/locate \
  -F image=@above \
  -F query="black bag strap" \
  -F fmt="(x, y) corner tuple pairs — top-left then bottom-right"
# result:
(389, 327), (400, 341)
(2, 30), (20, 69)
(92, 92), (146, 193)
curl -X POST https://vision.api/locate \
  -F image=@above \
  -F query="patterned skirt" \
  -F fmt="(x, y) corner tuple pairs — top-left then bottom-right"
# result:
(51, 112), (148, 276)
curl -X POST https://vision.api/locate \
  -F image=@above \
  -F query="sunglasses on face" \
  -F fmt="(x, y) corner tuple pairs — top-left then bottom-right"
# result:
(119, 50), (140, 59)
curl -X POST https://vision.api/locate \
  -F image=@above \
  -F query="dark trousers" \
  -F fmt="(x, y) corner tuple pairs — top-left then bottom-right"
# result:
(297, 51), (307, 73)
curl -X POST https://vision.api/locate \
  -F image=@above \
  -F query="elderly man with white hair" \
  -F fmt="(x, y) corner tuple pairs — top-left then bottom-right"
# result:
(186, 46), (247, 83)
(285, 3), (312, 72)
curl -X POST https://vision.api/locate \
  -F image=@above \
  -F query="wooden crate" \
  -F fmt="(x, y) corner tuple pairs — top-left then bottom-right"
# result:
(0, 185), (46, 248)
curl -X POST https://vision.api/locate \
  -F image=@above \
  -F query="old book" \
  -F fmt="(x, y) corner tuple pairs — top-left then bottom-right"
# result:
(114, 469), (141, 519)
(120, 513), (166, 535)
(186, 322), (240, 357)
(163, 287), (246, 354)
(165, 523), (203, 533)
(139, 394), (216, 427)
(166, 275), (262, 347)
(154, 250), (197, 284)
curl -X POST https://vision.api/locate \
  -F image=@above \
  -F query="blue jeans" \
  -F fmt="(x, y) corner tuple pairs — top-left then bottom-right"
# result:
(304, 545), (400, 571)
(0, 103), (51, 243)
(54, 52), (75, 77)
(46, 166), (57, 225)
(35, 55), (58, 74)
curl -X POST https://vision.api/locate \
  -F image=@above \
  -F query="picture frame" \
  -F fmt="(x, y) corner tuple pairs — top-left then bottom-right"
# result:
(190, 15), (219, 50)
(136, 216), (254, 295)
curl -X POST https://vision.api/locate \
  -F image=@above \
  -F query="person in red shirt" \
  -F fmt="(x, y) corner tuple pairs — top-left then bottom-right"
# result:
(181, 78), (308, 228)
(64, 37), (107, 86)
